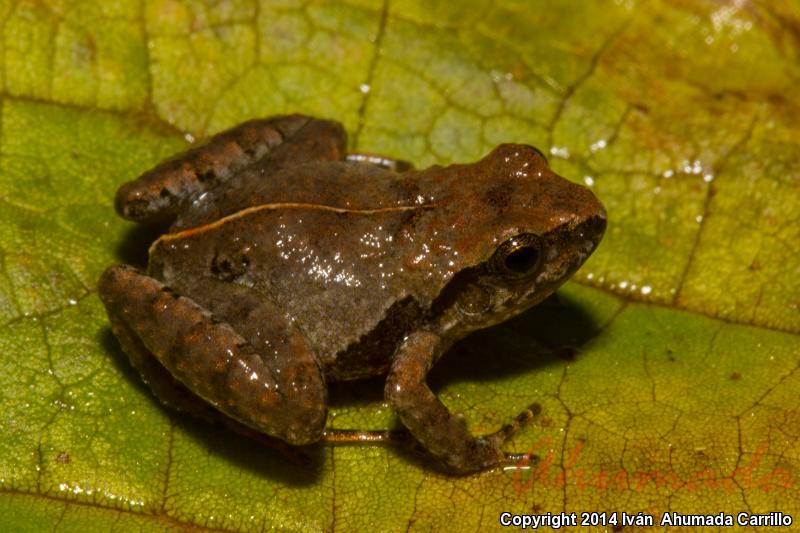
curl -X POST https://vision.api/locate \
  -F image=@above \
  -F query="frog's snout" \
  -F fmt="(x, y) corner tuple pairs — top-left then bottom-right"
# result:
(554, 181), (607, 263)
(576, 212), (607, 248)
(572, 189), (607, 253)
(571, 177), (606, 218)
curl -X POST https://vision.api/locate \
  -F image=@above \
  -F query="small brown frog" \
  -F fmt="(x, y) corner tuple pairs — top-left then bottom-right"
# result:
(99, 114), (606, 473)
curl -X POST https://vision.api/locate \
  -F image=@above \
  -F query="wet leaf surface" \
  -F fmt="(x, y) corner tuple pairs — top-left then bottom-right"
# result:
(1, 1), (798, 531)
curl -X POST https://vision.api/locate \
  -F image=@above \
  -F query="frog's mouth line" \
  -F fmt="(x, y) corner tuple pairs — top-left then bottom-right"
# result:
(151, 201), (441, 249)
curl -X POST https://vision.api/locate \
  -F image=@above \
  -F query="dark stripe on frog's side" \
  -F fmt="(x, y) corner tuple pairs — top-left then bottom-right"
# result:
(153, 201), (438, 250)
(322, 296), (425, 381)
(323, 257), (505, 381)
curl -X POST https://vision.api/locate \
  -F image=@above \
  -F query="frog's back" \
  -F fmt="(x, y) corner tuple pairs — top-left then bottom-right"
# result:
(173, 161), (430, 231)
(151, 199), (441, 381)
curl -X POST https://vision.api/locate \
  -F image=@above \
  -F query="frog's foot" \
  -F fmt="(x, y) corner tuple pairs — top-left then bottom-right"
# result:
(346, 152), (414, 172)
(386, 331), (543, 474)
(482, 403), (542, 449)
(98, 264), (327, 446)
(480, 403), (542, 469)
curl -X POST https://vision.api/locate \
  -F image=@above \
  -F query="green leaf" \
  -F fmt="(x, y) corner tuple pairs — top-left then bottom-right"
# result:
(2, 1), (798, 531)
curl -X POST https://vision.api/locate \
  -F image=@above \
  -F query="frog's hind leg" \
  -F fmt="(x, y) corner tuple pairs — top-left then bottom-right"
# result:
(102, 292), (220, 421)
(115, 114), (347, 226)
(98, 265), (327, 445)
(101, 308), (315, 463)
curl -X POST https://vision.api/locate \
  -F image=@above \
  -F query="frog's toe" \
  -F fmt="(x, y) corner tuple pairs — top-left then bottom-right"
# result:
(500, 451), (539, 471)
(487, 402), (542, 445)
(470, 411), (542, 472)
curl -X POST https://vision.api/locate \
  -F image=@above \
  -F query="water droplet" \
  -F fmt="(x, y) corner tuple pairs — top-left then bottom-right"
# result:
(589, 139), (607, 152)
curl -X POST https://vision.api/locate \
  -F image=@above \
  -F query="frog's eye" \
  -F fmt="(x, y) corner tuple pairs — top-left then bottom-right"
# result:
(491, 234), (544, 278)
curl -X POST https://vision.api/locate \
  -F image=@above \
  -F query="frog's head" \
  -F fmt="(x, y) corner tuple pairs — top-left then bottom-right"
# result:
(429, 144), (606, 335)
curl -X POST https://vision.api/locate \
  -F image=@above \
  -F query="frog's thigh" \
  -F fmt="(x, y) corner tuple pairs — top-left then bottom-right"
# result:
(386, 332), (515, 473)
(346, 153), (414, 172)
(102, 293), (222, 421)
(98, 265), (326, 445)
(116, 114), (346, 225)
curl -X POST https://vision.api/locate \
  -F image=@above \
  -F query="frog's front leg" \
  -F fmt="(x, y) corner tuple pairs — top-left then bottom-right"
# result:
(98, 265), (327, 445)
(386, 331), (537, 473)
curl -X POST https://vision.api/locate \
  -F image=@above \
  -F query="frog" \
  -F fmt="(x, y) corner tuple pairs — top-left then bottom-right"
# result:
(98, 114), (606, 473)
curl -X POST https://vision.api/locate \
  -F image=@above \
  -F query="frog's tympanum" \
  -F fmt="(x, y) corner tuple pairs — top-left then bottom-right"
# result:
(99, 114), (606, 473)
